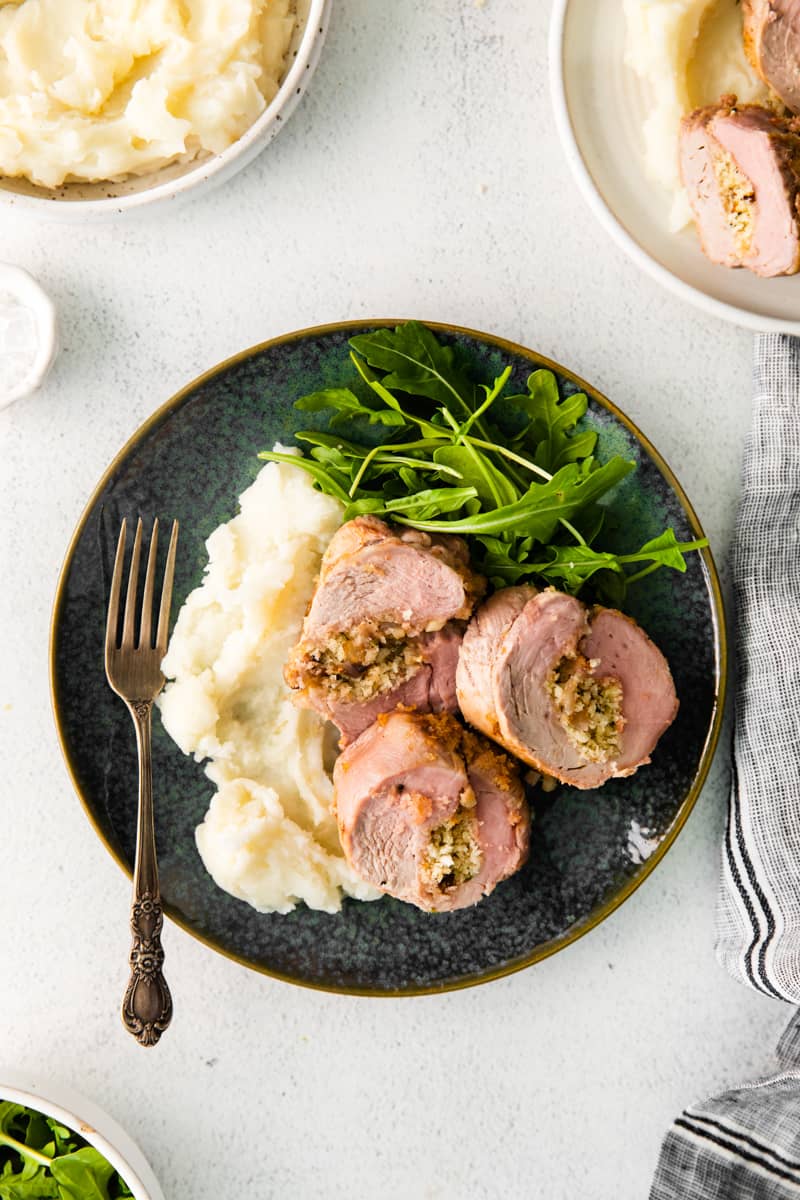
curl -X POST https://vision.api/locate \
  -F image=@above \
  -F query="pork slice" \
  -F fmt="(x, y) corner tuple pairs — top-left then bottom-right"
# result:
(457, 588), (678, 790)
(334, 713), (468, 907)
(463, 736), (530, 900)
(679, 106), (742, 268)
(459, 589), (590, 773)
(286, 515), (484, 744)
(743, 0), (800, 114)
(581, 607), (679, 778)
(711, 104), (800, 275)
(314, 624), (463, 746)
(334, 713), (529, 912)
(493, 591), (602, 786)
(313, 514), (389, 579)
(304, 516), (482, 637)
(423, 623), (463, 711)
(679, 98), (800, 277)
(455, 585), (535, 736)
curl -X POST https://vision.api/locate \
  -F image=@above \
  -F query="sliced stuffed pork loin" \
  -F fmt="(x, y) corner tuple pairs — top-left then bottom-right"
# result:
(743, 0), (800, 115)
(456, 587), (678, 791)
(334, 712), (529, 912)
(286, 516), (485, 744)
(679, 97), (800, 277)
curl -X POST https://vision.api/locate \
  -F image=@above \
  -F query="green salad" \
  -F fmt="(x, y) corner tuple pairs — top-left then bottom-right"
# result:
(0, 1100), (133, 1199)
(260, 321), (706, 604)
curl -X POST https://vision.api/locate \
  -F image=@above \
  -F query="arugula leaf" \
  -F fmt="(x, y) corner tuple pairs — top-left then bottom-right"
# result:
(28, 1116), (63, 1159)
(343, 496), (389, 519)
(51, 1148), (114, 1200)
(619, 528), (694, 572)
(258, 449), (352, 504)
(473, 536), (533, 584)
(0, 1105), (132, 1200)
(432, 445), (517, 509)
(528, 545), (624, 590)
(384, 487), (477, 519)
(0, 1171), (59, 1199)
(506, 370), (597, 472)
(568, 501), (605, 547)
(350, 321), (480, 424)
(262, 321), (708, 598)
(347, 352), (444, 437)
(0, 1106), (26, 1137)
(295, 387), (405, 429)
(307, 444), (354, 475)
(389, 458), (634, 541)
(397, 466), (423, 492)
(480, 528), (707, 593)
(342, 487), (478, 523)
(294, 431), (373, 457)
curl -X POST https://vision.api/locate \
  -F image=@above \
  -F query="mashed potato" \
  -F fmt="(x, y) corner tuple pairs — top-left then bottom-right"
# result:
(159, 457), (381, 915)
(624, 0), (771, 229)
(0, 0), (295, 188)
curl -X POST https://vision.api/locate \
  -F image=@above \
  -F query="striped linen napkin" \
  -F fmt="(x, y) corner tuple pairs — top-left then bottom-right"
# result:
(650, 1012), (800, 1199)
(716, 333), (800, 1001)
(650, 334), (800, 1199)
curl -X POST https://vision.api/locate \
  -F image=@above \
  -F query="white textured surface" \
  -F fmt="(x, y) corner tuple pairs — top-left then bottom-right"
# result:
(0, 3), (790, 1198)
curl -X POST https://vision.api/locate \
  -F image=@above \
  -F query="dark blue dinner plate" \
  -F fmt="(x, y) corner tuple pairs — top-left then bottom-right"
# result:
(50, 321), (726, 995)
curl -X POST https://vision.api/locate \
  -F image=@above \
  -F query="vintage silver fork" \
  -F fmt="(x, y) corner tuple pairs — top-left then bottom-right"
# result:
(104, 517), (178, 1047)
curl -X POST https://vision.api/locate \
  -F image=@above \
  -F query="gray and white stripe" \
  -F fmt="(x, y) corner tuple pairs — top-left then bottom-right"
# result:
(652, 1008), (800, 1195)
(715, 333), (800, 1004)
(651, 1046), (800, 1200)
(652, 1111), (800, 1197)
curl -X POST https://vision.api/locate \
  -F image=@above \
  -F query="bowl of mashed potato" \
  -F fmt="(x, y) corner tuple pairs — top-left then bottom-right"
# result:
(0, 0), (329, 218)
(549, 0), (800, 333)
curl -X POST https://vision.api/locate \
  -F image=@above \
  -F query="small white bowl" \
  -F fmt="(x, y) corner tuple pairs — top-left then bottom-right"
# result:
(0, 0), (330, 222)
(0, 263), (58, 408)
(0, 1077), (164, 1200)
(549, 0), (800, 334)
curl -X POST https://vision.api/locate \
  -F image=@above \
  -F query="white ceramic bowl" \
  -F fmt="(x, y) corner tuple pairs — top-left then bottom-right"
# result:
(0, 263), (58, 408)
(0, 0), (330, 222)
(549, 0), (800, 334)
(0, 1077), (164, 1200)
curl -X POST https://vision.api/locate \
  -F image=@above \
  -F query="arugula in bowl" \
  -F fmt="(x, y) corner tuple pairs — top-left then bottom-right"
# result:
(260, 321), (706, 603)
(0, 1100), (133, 1199)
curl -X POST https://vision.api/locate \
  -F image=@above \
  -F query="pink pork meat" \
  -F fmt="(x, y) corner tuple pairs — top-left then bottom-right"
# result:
(333, 712), (530, 912)
(743, 0), (800, 115)
(285, 516), (485, 745)
(456, 587), (678, 791)
(679, 97), (800, 277)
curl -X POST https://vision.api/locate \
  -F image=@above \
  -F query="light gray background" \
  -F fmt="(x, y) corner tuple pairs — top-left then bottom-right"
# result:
(0, 3), (791, 1198)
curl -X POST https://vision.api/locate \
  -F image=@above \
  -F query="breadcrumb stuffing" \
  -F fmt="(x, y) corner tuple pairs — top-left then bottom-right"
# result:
(712, 146), (756, 258)
(422, 807), (482, 888)
(303, 630), (424, 702)
(549, 656), (624, 764)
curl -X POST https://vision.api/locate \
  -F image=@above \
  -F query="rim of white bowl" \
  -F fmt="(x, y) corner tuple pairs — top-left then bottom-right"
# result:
(0, 1081), (162, 1200)
(548, 0), (800, 336)
(0, 0), (329, 217)
(0, 264), (58, 406)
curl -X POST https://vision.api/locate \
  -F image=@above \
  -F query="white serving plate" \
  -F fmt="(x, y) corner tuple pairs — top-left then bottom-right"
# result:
(549, 0), (800, 334)
(0, 0), (330, 221)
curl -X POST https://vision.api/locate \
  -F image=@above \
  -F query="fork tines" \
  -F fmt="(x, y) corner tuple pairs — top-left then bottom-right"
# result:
(105, 517), (179, 657)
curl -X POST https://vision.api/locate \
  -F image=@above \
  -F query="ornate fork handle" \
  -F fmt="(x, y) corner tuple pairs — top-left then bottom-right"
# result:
(121, 699), (172, 1046)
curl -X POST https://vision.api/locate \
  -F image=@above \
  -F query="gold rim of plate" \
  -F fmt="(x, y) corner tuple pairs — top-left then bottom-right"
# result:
(48, 319), (728, 997)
